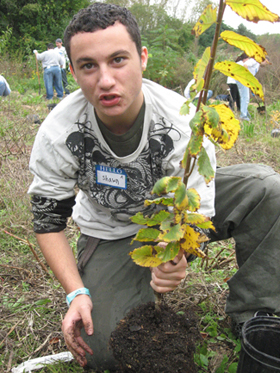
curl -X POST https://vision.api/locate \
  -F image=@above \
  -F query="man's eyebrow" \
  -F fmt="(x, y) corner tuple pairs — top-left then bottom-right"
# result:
(75, 50), (131, 65)
(110, 50), (131, 58)
(76, 57), (94, 65)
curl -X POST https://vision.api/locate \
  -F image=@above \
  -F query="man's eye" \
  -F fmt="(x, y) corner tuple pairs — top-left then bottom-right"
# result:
(114, 57), (124, 64)
(83, 63), (94, 70)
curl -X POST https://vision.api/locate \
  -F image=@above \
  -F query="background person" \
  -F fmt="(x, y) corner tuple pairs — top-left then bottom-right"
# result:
(0, 75), (11, 96)
(34, 43), (64, 100)
(227, 75), (240, 112)
(184, 78), (213, 101)
(28, 3), (280, 371)
(55, 38), (70, 96)
(236, 53), (259, 121)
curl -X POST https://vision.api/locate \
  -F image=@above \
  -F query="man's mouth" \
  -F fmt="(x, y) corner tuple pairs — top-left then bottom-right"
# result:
(100, 94), (120, 106)
(103, 95), (116, 100)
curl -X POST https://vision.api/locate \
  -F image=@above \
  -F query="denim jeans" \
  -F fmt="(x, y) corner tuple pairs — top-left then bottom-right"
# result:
(43, 66), (63, 99)
(236, 81), (250, 120)
(61, 68), (70, 95)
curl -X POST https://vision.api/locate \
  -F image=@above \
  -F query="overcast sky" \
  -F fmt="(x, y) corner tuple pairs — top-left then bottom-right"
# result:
(223, 0), (280, 35)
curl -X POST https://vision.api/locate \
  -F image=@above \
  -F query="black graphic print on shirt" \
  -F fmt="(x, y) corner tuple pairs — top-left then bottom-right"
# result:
(65, 113), (181, 222)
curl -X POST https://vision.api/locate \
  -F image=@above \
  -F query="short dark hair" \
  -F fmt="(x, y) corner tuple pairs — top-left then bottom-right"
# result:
(47, 43), (54, 49)
(235, 52), (248, 63)
(64, 2), (142, 66)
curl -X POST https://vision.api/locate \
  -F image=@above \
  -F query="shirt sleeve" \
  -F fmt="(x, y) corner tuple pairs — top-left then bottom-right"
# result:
(31, 195), (76, 233)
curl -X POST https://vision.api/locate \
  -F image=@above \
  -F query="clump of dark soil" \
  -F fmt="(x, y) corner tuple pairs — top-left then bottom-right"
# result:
(110, 301), (201, 373)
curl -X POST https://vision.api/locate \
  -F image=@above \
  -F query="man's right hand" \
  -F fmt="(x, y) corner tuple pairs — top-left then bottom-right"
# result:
(62, 295), (94, 367)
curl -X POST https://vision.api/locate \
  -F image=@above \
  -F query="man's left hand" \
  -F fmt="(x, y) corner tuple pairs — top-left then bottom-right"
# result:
(150, 249), (188, 293)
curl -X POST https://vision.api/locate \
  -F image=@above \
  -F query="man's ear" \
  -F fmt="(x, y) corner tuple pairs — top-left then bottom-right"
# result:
(70, 64), (78, 82)
(141, 46), (148, 72)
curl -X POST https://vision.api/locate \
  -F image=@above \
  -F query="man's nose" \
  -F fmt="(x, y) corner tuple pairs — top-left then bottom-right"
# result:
(98, 66), (115, 90)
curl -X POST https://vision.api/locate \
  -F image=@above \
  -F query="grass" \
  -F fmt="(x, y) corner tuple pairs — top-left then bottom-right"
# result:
(1, 64), (280, 372)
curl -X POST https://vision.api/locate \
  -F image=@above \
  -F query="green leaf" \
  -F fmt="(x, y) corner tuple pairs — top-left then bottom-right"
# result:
(131, 210), (171, 227)
(144, 197), (174, 207)
(215, 356), (229, 373)
(194, 47), (211, 90)
(166, 177), (183, 193)
(146, 210), (171, 226)
(186, 188), (201, 212)
(180, 147), (190, 170)
(189, 110), (204, 132)
(132, 228), (160, 242)
(199, 354), (209, 367)
(187, 133), (203, 156)
(160, 214), (175, 230)
(152, 176), (181, 195)
(174, 182), (188, 209)
(228, 362), (238, 373)
(180, 100), (192, 116)
(197, 147), (215, 184)
(203, 105), (220, 129)
(151, 176), (170, 195)
(130, 212), (150, 225)
(129, 245), (163, 267)
(157, 242), (180, 262)
(158, 223), (184, 242)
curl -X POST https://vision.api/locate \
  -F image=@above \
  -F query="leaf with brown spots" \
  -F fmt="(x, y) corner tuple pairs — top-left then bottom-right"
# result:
(214, 60), (264, 100)
(220, 30), (267, 63)
(192, 4), (217, 36)
(225, 0), (280, 24)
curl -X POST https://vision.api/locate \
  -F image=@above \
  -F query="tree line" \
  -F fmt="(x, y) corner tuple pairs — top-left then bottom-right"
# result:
(1, 0), (279, 98)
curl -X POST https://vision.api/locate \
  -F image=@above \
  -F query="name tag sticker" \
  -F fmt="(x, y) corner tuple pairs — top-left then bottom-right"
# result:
(96, 165), (127, 189)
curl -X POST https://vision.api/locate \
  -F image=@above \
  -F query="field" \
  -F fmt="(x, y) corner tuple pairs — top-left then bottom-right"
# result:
(1, 76), (280, 373)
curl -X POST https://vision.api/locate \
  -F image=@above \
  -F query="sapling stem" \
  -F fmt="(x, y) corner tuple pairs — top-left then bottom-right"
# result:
(154, 290), (163, 313)
(183, 0), (226, 187)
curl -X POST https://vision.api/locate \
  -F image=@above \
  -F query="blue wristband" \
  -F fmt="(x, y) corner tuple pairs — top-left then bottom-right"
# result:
(66, 287), (91, 307)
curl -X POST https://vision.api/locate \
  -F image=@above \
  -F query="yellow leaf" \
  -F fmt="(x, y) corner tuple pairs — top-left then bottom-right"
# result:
(181, 225), (208, 258)
(207, 104), (241, 149)
(194, 47), (211, 92)
(214, 60), (264, 100)
(183, 212), (216, 231)
(192, 4), (217, 37)
(225, 0), (280, 23)
(129, 245), (163, 267)
(220, 30), (267, 63)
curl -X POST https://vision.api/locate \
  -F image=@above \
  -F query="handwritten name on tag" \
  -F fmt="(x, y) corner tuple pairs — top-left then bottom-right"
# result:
(96, 165), (127, 189)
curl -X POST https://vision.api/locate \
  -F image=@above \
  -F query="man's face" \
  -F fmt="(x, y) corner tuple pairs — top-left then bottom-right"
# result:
(70, 22), (148, 130)
(56, 41), (62, 48)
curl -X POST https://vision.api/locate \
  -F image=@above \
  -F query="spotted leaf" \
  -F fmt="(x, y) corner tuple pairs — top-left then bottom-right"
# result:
(214, 60), (264, 100)
(225, 0), (280, 24)
(220, 30), (267, 63)
(192, 5), (217, 36)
